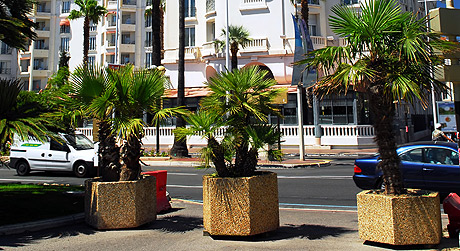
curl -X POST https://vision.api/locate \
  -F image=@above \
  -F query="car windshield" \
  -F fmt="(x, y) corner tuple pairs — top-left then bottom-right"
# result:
(64, 134), (94, 150)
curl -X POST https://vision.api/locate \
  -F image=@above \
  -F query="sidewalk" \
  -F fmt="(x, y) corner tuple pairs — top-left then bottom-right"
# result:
(0, 199), (457, 250)
(140, 147), (377, 168)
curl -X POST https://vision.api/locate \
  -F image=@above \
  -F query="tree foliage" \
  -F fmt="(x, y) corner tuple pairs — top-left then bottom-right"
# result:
(0, 0), (37, 50)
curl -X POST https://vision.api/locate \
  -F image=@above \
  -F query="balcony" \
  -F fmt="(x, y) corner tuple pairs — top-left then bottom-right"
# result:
(240, 0), (268, 11)
(341, 0), (359, 5)
(122, 0), (137, 5)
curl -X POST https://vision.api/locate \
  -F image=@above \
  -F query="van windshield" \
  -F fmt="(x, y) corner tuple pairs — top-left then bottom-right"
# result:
(64, 134), (94, 150)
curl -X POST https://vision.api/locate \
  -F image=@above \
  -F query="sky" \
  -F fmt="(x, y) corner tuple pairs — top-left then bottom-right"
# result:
(437, 0), (460, 8)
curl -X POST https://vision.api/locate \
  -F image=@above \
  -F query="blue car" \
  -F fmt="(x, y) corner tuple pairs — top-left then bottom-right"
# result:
(353, 141), (460, 193)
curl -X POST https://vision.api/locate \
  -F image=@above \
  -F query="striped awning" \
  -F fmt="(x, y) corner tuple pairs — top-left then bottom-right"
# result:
(59, 19), (70, 26)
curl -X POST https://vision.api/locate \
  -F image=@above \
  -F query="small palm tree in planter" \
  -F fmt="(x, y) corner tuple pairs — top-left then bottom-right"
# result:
(71, 64), (169, 229)
(175, 66), (284, 236)
(299, 0), (457, 245)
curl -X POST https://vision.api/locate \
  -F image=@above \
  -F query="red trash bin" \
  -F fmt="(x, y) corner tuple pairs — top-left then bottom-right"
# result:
(443, 193), (460, 238)
(142, 170), (171, 213)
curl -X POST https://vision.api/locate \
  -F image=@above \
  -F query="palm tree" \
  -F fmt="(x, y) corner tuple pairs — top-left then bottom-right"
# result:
(299, 0), (454, 194)
(106, 65), (168, 181)
(0, 79), (60, 152)
(170, 0), (189, 157)
(70, 65), (121, 181)
(150, 0), (166, 67)
(0, 0), (37, 50)
(219, 25), (251, 71)
(68, 0), (106, 65)
(290, 0), (309, 26)
(176, 66), (283, 177)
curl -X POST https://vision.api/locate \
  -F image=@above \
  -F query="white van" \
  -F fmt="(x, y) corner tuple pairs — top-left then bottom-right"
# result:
(9, 133), (98, 178)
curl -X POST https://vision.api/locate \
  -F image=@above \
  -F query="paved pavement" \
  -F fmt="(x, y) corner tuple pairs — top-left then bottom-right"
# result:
(1, 199), (457, 250)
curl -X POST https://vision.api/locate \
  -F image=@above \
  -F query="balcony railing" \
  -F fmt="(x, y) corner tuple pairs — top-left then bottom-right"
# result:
(34, 45), (49, 50)
(0, 68), (11, 74)
(206, 0), (215, 13)
(36, 6), (51, 13)
(122, 0), (136, 5)
(121, 39), (136, 44)
(89, 25), (97, 32)
(33, 65), (48, 70)
(341, 0), (359, 5)
(0, 48), (12, 54)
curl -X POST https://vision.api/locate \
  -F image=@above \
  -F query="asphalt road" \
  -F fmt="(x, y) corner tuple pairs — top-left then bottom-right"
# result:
(0, 159), (361, 211)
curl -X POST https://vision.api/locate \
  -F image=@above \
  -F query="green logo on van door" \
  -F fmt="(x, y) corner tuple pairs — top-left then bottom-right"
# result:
(21, 143), (42, 147)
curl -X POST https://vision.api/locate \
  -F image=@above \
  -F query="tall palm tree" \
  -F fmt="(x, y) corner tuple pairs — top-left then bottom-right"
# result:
(170, 0), (189, 157)
(68, 0), (106, 65)
(220, 25), (251, 71)
(0, 79), (60, 152)
(299, 0), (454, 194)
(176, 66), (283, 177)
(151, 0), (165, 67)
(0, 0), (37, 50)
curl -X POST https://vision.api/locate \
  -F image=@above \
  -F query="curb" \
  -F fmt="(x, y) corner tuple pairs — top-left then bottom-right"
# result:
(0, 213), (84, 236)
(142, 160), (331, 168)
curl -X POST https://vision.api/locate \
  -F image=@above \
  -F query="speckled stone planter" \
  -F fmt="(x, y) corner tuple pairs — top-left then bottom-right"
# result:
(357, 189), (441, 245)
(203, 171), (279, 236)
(85, 175), (157, 230)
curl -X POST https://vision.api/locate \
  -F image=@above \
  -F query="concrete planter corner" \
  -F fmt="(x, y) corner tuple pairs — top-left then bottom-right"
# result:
(357, 189), (441, 245)
(203, 171), (279, 236)
(85, 175), (157, 230)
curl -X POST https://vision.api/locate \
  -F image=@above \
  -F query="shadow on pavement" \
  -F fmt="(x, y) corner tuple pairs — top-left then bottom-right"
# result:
(0, 224), (97, 248)
(144, 215), (203, 233)
(363, 237), (459, 250)
(210, 224), (355, 242)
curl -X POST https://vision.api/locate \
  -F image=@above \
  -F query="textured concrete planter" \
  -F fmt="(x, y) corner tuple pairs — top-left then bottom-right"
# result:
(203, 171), (279, 236)
(85, 175), (157, 229)
(357, 189), (441, 245)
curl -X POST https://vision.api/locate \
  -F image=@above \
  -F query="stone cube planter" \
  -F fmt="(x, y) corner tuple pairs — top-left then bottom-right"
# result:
(203, 171), (279, 236)
(357, 189), (441, 245)
(85, 175), (157, 229)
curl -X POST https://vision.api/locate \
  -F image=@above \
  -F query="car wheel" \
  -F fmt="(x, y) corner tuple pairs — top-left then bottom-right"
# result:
(74, 162), (89, 178)
(16, 160), (30, 176)
(378, 179), (386, 191)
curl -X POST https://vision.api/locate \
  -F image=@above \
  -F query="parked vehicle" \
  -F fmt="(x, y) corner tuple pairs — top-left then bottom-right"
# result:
(9, 133), (97, 177)
(353, 141), (460, 193)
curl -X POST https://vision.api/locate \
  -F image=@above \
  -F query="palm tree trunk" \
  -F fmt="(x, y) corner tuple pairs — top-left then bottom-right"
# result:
(152, 0), (161, 66)
(369, 85), (404, 195)
(208, 137), (230, 177)
(300, 0), (309, 27)
(98, 120), (120, 181)
(230, 43), (238, 71)
(119, 136), (142, 181)
(170, 0), (189, 157)
(83, 16), (90, 66)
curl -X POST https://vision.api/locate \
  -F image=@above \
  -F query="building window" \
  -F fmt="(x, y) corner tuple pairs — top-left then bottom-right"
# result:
(107, 54), (115, 64)
(145, 31), (152, 47)
(88, 56), (96, 66)
(185, 0), (196, 17)
(60, 25), (70, 34)
(121, 54), (131, 64)
(60, 37), (70, 52)
(32, 80), (42, 91)
(145, 13), (152, 27)
(309, 25), (317, 36)
(122, 34), (133, 44)
(62, 1), (71, 13)
(35, 39), (46, 49)
(33, 59), (47, 70)
(185, 27), (195, 47)
(0, 42), (11, 54)
(206, 22), (215, 42)
(89, 36), (96, 50)
(145, 52), (152, 67)
(319, 92), (356, 125)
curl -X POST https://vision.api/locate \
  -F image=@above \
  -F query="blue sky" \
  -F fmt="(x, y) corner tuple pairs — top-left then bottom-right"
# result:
(437, 0), (460, 8)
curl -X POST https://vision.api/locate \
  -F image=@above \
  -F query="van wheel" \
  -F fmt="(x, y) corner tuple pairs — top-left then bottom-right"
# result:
(74, 162), (89, 178)
(16, 161), (30, 176)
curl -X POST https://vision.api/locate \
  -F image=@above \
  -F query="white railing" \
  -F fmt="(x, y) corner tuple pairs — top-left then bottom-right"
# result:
(243, 0), (264, 3)
(241, 38), (268, 53)
(77, 125), (375, 147)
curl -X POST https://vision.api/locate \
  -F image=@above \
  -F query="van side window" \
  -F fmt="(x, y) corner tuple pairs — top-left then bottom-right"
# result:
(50, 139), (69, 152)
